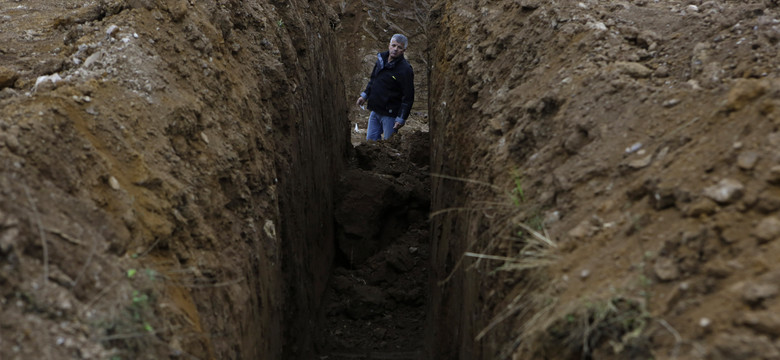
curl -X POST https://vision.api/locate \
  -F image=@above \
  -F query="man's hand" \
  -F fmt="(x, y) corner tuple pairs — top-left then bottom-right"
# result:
(393, 121), (404, 130)
(356, 97), (365, 107)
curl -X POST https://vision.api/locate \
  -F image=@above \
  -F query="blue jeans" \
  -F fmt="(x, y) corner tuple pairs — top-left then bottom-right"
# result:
(366, 111), (397, 140)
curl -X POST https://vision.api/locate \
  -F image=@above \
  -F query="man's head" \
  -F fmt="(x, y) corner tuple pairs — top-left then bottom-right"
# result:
(388, 34), (408, 62)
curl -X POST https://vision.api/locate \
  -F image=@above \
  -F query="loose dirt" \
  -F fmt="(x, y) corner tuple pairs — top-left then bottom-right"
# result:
(315, 132), (431, 359)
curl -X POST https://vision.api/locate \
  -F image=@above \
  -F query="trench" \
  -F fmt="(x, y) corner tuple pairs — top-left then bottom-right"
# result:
(274, 0), (435, 358)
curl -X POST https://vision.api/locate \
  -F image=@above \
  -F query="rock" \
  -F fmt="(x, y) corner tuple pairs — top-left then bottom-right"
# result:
(628, 154), (653, 169)
(654, 65), (670, 78)
(739, 282), (779, 305)
(0, 226), (19, 254)
(685, 197), (718, 217)
(168, 0), (188, 22)
(108, 176), (121, 190)
(703, 178), (744, 204)
(614, 61), (653, 78)
(662, 98), (680, 107)
(740, 312), (780, 337)
(568, 216), (602, 240)
(723, 79), (769, 112)
(712, 332), (779, 360)
(563, 129), (589, 154)
(737, 151), (759, 170)
(0, 66), (19, 89)
(654, 256), (680, 281)
(754, 217), (780, 243)
(766, 165), (780, 184)
(757, 189), (780, 213)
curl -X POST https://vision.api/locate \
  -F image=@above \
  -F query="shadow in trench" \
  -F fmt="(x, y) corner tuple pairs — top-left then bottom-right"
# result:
(314, 131), (431, 360)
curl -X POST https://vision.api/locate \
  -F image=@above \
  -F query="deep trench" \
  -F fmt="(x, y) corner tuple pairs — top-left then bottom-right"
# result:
(274, 1), (435, 358)
(309, 135), (433, 359)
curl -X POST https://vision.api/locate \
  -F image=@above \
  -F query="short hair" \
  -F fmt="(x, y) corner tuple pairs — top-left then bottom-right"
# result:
(391, 34), (408, 49)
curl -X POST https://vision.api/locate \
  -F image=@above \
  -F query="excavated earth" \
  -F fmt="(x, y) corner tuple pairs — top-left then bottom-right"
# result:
(2, 0), (780, 360)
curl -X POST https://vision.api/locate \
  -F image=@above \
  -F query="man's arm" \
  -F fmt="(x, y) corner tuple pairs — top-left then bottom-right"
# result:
(394, 66), (415, 127)
(358, 61), (380, 107)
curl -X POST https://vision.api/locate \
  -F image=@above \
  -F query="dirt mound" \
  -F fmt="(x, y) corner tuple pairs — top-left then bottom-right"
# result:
(428, 0), (780, 358)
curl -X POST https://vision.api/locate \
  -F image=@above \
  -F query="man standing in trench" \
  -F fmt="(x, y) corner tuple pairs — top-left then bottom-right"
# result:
(356, 34), (415, 140)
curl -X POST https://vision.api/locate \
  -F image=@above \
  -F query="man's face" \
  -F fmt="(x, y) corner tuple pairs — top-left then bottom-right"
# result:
(388, 39), (405, 60)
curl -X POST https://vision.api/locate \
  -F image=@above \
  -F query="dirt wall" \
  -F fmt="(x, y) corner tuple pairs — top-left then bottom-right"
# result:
(428, 0), (780, 359)
(0, 0), (347, 359)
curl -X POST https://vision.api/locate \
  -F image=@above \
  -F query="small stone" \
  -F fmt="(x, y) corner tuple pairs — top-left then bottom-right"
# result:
(625, 142), (643, 154)
(699, 317), (711, 328)
(628, 154), (653, 169)
(200, 132), (209, 144)
(2, 133), (20, 153)
(108, 176), (121, 190)
(703, 178), (745, 204)
(753, 217), (780, 243)
(740, 312), (780, 337)
(687, 4), (699, 12)
(723, 79), (769, 112)
(654, 256), (680, 281)
(766, 165), (780, 184)
(757, 189), (780, 213)
(544, 210), (561, 225)
(737, 151), (759, 170)
(662, 98), (680, 107)
(0, 66), (19, 89)
(654, 65), (670, 78)
(741, 283), (779, 305)
(0, 227), (19, 254)
(580, 269), (590, 279)
(614, 61), (653, 78)
(106, 24), (119, 37)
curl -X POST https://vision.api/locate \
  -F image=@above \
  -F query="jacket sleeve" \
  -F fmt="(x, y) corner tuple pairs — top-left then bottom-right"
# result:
(361, 62), (379, 100)
(397, 65), (415, 122)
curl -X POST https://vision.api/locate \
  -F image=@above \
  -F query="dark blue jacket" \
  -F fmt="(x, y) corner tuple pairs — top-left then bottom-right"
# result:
(361, 51), (414, 124)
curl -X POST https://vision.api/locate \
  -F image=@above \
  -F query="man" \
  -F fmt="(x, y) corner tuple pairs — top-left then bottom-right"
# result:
(356, 34), (415, 140)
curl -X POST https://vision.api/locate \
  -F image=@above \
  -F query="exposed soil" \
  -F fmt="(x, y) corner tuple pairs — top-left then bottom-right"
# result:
(428, 0), (780, 359)
(315, 132), (431, 359)
(4, 0), (780, 359)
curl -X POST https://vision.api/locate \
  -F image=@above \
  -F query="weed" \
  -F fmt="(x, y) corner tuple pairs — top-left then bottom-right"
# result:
(510, 169), (526, 206)
(547, 296), (651, 359)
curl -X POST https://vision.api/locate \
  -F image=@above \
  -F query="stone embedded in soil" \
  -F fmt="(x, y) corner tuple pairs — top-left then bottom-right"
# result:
(628, 154), (653, 169)
(753, 217), (780, 243)
(0, 226), (19, 254)
(734, 282), (779, 305)
(0, 66), (19, 89)
(766, 165), (780, 184)
(712, 332), (780, 360)
(740, 311), (780, 338)
(737, 151), (760, 170)
(653, 256), (681, 281)
(613, 61), (653, 79)
(568, 216), (602, 240)
(684, 197), (718, 217)
(703, 178), (745, 204)
(723, 79), (769, 112)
